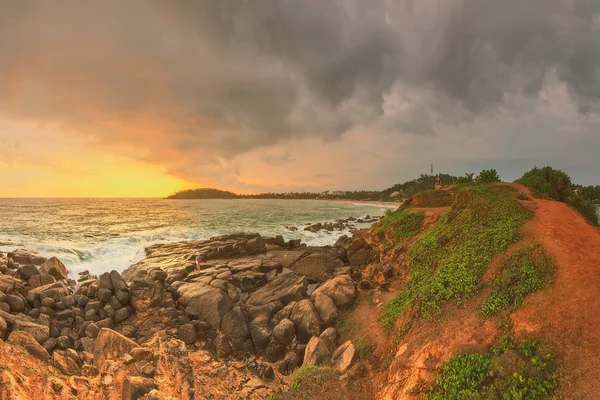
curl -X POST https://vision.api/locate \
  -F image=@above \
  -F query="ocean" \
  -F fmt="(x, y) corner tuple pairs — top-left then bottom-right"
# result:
(0, 198), (394, 276)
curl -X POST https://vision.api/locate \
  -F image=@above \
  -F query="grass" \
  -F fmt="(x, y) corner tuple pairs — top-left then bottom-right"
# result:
(375, 208), (425, 242)
(427, 335), (558, 399)
(380, 185), (531, 327)
(481, 244), (555, 317)
(426, 353), (492, 399)
(412, 189), (454, 207)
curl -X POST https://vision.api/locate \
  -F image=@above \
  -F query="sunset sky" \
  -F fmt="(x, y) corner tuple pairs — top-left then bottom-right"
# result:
(1, 1), (600, 197)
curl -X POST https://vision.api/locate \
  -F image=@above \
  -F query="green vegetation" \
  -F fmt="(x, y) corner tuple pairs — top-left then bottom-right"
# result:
(380, 185), (531, 326)
(566, 195), (599, 227)
(517, 166), (599, 226)
(426, 353), (492, 399)
(476, 169), (501, 183)
(411, 189), (454, 207)
(166, 188), (238, 199)
(456, 173), (475, 184)
(427, 335), (558, 399)
(516, 166), (572, 202)
(289, 366), (334, 391)
(375, 208), (425, 241)
(481, 244), (556, 317)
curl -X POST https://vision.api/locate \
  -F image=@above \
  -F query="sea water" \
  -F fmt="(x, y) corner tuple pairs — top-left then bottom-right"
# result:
(0, 198), (394, 275)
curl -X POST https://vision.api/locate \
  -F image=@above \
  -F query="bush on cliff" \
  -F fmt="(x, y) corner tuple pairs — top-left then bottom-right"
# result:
(375, 208), (425, 243)
(476, 169), (501, 183)
(566, 195), (599, 227)
(516, 166), (572, 202)
(380, 185), (530, 327)
(411, 189), (454, 207)
(481, 244), (556, 317)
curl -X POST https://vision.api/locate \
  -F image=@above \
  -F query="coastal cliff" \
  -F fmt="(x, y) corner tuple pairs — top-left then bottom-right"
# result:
(0, 182), (599, 399)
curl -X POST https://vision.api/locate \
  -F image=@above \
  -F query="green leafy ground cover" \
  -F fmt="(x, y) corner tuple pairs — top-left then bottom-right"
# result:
(481, 244), (556, 317)
(412, 189), (454, 207)
(426, 334), (558, 399)
(380, 185), (531, 328)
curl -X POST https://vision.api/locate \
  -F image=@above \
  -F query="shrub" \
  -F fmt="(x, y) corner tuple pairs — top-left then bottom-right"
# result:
(375, 208), (425, 241)
(516, 166), (572, 202)
(566, 195), (599, 227)
(456, 173), (475, 184)
(476, 169), (501, 183)
(426, 353), (492, 399)
(481, 244), (556, 317)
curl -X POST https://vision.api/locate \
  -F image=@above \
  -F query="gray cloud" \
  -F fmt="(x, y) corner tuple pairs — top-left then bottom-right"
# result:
(0, 0), (599, 187)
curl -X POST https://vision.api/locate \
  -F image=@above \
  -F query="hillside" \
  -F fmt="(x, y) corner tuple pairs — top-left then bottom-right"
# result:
(166, 188), (239, 199)
(1, 182), (599, 399)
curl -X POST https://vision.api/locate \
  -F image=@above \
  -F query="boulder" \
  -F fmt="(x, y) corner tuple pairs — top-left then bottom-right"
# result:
(0, 316), (6, 339)
(8, 249), (46, 266)
(331, 341), (358, 373)
(110, 270), (128, 292)
(319, 327), (339, 353)
(7, 331), (51, 362)
(94, 328), (139, 368)
(287, 251), (344, 281)
(178, 324), (197, 345)
(289, 299), (322, 343)
(311, 275), (357, 310)
(248, 316), (271, 354)
(17, 264), (39, 280)
(39, 257), (68, 281)
(312, 293), (338, 328)
(273, 318), (296, 346)
(5, 294), (25, 312)
(53, 351), (81, 375)
(122, 376), (156, 399)
(176, 283), (233, 330)
(263, 336), (286, 363)
(301, 336), (330, 368)
(246, 273), (307, 307)
(220, 306), (255, 355)
(214, 334), (232, 358)
(0, 311), (50, 344)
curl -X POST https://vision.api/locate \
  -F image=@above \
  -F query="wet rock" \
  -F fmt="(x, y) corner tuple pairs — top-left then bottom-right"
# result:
(311, 275), (357, 310)
(97, 288), (112, 302)
(331, 340), (358, 372)
(40, 257), (68, 281)
(7, 331), (51, 362)
(8, 249), (46, 266)
(301, 336), (330, 368)
(289, 299), (322, 343)
(110, 270), (128, 291)
(273, 318), (296, 346)
(312, 293), (338, 328)
(94, 328), (139, 368)
(99, 272), (113, 291)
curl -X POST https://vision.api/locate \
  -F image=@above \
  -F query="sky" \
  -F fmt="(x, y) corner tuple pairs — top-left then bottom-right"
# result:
(1, 1), (600, 197)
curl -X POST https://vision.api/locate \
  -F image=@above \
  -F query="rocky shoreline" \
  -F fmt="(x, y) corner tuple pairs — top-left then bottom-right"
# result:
(0, 229), (378, 399)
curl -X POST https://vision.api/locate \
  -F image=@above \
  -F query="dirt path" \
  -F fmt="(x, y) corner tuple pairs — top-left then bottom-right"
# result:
(511, 196), (600, 399)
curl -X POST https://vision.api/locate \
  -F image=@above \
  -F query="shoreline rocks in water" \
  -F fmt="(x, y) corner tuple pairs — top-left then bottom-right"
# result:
(0, 231), (375, 398)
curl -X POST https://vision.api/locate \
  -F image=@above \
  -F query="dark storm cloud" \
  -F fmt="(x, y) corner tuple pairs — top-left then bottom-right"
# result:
(0, 0), (599, 185)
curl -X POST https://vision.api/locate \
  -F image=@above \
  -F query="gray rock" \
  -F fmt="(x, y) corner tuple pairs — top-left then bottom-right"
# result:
(41, 297), (55, 308)
(40, 257), (68, 281)
(273, 318), (296, 346)
(311, 275), (357, 310)
(110, 270), (128, 291)
(319, 327), (339, 353)
(287, 251), (344, 281)
(113, 306), (131, 323)
(0, 316), (6, 339)
(214, 333), (232, 358)
(18, 264), (40, 280)
(301, 336), (330, 368)
(246, 273), (307, 307)
(6, 294), (25, 312)
(122, 376), (156, 400)
(220, 306), (255, 355)
(8, 249), (46, 266)
(331, 340), (358, 373)
(176, 283), (233, 330)
(97, 288), (112, 302)
(289, 299), (322, 344)
(312, 293), (338, 328)
(99, 272), (113, 291)
(115, 290), (130, 305)
(263, 336), (286, 363)
(248, 316), (271, 354)
(178, 323), (197, 345)
(85, 323), (100, 339)
(8, 331), (51, 362)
